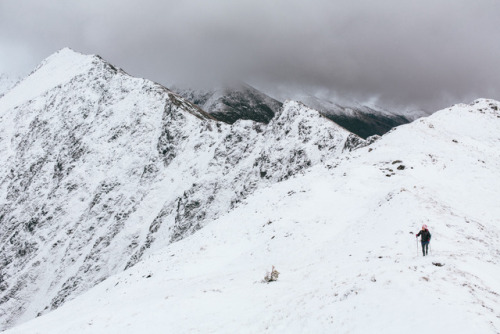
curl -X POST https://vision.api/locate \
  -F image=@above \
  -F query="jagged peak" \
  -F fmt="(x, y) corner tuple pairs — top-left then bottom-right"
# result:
(279, 100), (346, 126)
(280, 99), (318, 115)
(278, 100), (369, 142)
(273, 100), (315, 123)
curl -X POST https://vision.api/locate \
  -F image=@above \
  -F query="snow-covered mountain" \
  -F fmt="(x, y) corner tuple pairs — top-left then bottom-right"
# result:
(4, 97), (500, 334)
(171, 83), (283, 124)
(174, 86), (427, 139)
(0, 48), (363, 330)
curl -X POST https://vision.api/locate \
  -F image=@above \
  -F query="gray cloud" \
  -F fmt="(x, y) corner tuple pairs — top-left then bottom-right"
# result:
(1, 0), (499, 111)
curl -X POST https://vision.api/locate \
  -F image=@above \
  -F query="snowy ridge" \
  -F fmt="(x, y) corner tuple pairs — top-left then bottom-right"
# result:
(4, 98), (500, 333)
(0, 50), (361, 330)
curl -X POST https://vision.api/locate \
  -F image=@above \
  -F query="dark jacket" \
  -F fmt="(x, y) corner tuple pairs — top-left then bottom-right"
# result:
(416, 229), (431, 243)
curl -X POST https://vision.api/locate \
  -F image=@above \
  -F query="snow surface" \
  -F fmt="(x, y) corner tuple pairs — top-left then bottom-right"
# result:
(4, 98), (500, 333)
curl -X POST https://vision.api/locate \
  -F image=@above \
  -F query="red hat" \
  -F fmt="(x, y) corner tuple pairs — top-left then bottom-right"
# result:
(422, 224), (428, 229)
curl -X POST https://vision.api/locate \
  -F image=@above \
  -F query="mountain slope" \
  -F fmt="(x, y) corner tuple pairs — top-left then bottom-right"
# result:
(5, 99), (499, 334)
(0, 49), (362, 330)
(171, 83), (283, 124)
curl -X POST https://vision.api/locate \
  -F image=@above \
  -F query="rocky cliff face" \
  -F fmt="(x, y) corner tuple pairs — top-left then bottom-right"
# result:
(0, 49), (364, 329)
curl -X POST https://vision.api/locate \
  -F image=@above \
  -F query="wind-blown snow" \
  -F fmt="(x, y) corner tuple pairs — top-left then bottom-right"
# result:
(4, 97), (500, 333)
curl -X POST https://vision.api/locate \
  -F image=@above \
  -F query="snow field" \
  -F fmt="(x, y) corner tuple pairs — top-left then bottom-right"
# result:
(6, 99), (500, 333)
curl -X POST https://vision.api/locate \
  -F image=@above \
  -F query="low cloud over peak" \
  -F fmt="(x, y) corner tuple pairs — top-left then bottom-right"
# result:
(1, 0), (499, 111)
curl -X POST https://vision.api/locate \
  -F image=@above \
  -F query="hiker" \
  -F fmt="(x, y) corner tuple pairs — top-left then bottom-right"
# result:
(416, 224), (431, 256)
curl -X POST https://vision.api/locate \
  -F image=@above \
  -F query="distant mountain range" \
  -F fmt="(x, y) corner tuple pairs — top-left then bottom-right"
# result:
(171, 83), (282, 124)
(290, 94), (428, 139)
(172, 84), (428, 138)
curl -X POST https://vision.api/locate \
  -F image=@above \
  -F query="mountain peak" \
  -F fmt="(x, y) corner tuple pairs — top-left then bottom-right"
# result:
(43, 47), (87, 61)
(34, 47), (97, 75)
(0, 48), (102, 113)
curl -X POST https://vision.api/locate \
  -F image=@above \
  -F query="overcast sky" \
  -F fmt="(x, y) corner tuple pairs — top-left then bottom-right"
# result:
(1, 0), (499, 111)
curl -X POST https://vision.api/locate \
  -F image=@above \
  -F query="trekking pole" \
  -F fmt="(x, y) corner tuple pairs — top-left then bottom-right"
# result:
(416, 238), (419, 257)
